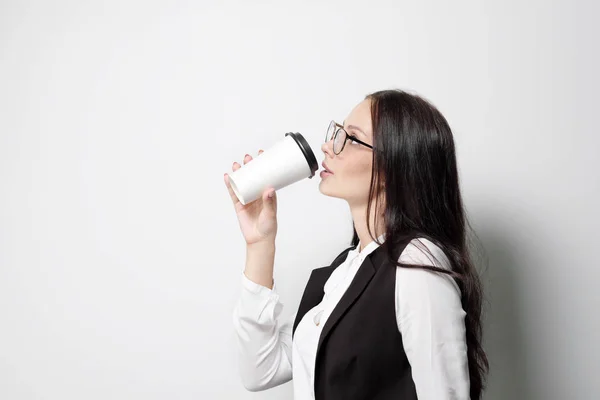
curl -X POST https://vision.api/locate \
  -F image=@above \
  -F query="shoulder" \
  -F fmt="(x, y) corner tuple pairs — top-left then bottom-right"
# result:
(396, 237), (460, 294)
(399, 237), (451, 270)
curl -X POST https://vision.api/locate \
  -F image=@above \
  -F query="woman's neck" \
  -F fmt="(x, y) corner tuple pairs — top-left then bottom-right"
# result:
(349, 198), (385, 253)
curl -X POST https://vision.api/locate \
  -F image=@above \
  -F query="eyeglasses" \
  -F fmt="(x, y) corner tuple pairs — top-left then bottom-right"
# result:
(325, 120), (373, 155)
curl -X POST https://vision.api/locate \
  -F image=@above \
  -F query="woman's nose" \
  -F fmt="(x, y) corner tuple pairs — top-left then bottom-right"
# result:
(321, 140), (333, 155)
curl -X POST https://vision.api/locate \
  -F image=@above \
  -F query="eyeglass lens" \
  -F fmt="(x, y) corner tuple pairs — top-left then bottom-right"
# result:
(326, 121), (346, 154)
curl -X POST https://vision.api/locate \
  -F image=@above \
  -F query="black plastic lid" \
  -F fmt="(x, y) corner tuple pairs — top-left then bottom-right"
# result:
(285, 132), (319, 178)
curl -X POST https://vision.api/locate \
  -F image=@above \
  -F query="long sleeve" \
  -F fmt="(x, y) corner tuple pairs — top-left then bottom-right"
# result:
(232, 271), (294, 391)
(395, 239), (470, 400)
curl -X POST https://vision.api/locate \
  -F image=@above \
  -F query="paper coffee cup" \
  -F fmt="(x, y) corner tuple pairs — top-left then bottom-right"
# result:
(228, 132), (318, 205)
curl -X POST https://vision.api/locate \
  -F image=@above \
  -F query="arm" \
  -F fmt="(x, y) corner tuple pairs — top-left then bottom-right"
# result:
(232, 242), (293, 391)
(395, 239), (470, 399)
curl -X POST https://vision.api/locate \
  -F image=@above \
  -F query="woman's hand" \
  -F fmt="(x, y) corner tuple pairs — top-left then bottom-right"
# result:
(224, 150), (278, 246)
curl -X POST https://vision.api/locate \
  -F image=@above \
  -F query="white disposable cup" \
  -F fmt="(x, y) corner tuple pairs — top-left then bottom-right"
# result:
(228, 132), (319, 205)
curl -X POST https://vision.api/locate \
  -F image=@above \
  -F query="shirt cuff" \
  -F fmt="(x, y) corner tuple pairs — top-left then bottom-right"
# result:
(239, 271), (281, 323)
(241, 271), (278, 295)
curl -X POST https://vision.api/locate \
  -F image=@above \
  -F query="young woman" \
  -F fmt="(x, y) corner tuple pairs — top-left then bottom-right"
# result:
(223, 89), (489, 400)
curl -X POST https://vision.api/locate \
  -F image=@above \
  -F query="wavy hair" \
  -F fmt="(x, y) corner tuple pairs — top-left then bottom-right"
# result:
(351, 89), (489, 399)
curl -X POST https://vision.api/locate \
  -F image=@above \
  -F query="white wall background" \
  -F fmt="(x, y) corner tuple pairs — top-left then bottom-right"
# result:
(1, 1), (598, 399)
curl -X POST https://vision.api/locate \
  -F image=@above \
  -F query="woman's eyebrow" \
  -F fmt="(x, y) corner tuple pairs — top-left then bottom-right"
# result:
(342, 120), (366, 136)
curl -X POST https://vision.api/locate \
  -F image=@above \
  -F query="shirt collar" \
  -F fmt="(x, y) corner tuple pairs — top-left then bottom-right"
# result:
(351, 232), (386, 263)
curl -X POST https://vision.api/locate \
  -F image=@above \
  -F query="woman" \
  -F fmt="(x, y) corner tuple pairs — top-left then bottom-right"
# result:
(223, 89), (489, 399)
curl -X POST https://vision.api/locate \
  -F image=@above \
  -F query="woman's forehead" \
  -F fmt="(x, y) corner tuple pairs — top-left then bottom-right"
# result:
(344, 99), (372, 137)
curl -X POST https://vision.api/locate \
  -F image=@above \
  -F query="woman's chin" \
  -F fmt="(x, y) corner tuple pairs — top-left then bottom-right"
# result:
(318, 183), (340, 199)
(318, 181), (330, 195)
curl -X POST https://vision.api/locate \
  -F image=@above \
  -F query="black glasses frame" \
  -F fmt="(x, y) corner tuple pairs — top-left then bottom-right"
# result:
(325, 120), (373, 155)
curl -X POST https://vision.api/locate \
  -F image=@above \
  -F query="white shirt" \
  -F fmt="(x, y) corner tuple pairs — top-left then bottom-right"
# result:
(232, 235), (470, 399)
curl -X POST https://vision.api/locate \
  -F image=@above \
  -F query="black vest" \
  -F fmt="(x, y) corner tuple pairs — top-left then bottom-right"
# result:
(292, 238), (418, 400)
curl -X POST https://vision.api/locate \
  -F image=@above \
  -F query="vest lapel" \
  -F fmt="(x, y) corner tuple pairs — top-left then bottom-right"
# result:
(292, 267), (335, 335)
(292, 246), (356, 337)
(316, 253), (377, 358)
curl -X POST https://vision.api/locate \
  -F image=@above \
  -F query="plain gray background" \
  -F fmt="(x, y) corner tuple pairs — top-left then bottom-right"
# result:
(1, 0), (598, 399)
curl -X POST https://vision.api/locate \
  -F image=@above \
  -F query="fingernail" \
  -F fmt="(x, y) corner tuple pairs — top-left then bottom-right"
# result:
(268, 191), (274, 198)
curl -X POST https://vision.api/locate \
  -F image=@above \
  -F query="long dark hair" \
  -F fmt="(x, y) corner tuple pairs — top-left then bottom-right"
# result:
(351, 89), (489, 399)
